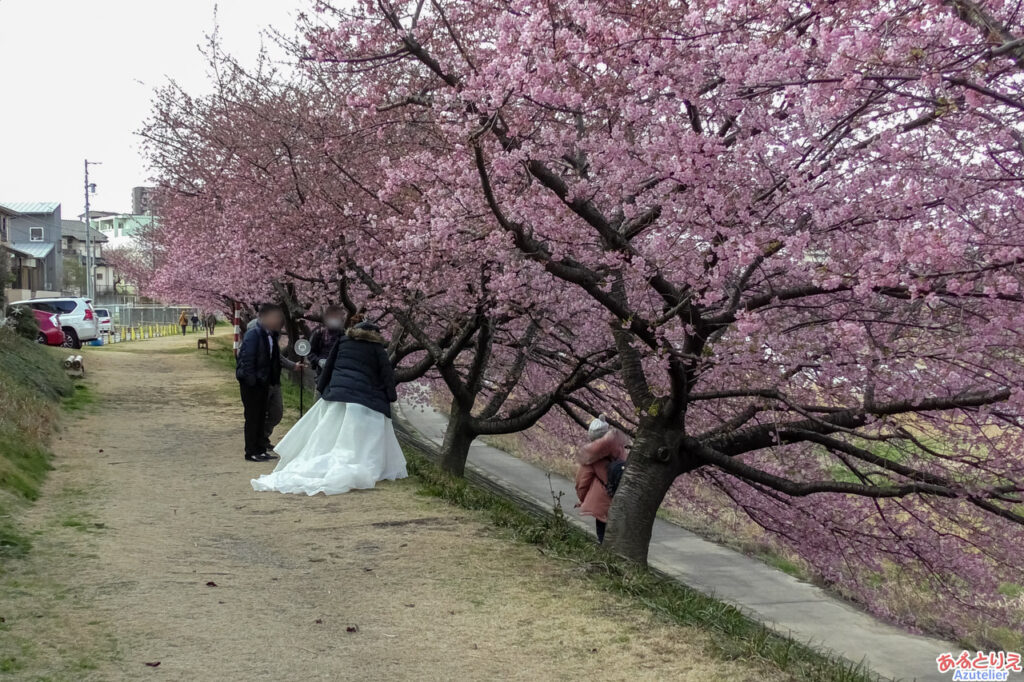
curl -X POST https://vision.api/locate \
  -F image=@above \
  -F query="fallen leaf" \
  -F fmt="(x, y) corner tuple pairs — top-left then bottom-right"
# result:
(98, 449), (104, 453)
(404, 604), (415, 608)
(591, 648), (598, 653)
(363, 567), (373, 572)
(315, 618), (323, 624)
(205, 581), (217, 587)
(346, 625), (359, 633)
(144, 661), (161, 667)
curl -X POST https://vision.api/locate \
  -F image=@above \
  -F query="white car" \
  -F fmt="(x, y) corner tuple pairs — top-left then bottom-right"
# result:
(93, 307), (113, 334)
(13, 297), (100, 349)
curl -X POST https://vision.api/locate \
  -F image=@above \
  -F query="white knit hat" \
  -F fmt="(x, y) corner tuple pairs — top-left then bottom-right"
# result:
(588, 414), (610, 441)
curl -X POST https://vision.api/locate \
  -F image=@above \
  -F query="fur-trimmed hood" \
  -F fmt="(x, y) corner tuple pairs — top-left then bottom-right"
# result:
(347, 323), (387, 345)
(319, 321), (398, 417)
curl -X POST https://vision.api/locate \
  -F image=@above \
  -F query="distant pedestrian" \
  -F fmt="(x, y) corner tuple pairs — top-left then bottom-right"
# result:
(575, 415), (628, 543)
(206, 313), (217, 335)
(191, 312), (200, 332)
(178, 310), (188, 336)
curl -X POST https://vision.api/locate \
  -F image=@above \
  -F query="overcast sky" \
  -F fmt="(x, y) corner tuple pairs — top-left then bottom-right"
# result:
(0, 0), (309, 217)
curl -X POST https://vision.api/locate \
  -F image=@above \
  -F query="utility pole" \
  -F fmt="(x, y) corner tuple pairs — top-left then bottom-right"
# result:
(83, 160), (101, 299)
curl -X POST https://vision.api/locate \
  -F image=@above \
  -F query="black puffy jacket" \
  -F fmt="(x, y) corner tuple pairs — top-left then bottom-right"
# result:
(235, 324), (281, 387)
(316, 324), (397, 417)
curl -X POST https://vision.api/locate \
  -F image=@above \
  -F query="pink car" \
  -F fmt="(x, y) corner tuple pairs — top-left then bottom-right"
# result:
(31, 308), (66, 346)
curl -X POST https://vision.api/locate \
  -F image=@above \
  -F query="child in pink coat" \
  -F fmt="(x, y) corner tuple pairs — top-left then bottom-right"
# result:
(575, 415), (628, 543)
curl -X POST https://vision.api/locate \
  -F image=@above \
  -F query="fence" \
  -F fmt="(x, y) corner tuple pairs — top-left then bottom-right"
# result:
(99, 304), (194, 328)
(94, 304), (224, 345)
(104, 323), (193, 344)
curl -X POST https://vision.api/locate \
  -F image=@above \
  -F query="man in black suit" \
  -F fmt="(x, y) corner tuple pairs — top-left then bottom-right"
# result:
(235, 304), (286, 462)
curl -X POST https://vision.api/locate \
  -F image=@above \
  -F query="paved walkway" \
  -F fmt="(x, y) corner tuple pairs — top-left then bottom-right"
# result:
(395, 402), (956, 682)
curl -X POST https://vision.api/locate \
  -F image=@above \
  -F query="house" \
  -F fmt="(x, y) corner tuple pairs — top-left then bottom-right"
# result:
(0, 201), (63, 302)
(1, 205), (18, 307)
(61, 219), (113, 296)
(86, 211), (155, 249)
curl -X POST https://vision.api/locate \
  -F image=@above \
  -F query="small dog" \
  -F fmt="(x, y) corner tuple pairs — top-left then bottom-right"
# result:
(197, 338), (209, 350)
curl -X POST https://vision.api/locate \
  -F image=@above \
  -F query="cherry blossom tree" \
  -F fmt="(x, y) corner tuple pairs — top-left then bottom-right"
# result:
(141, 45), (618, 476)
(307, 0), (1024, 579)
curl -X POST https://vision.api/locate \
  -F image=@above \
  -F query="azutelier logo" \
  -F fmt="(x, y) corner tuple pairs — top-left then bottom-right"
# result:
(936, 652), (1022, 681)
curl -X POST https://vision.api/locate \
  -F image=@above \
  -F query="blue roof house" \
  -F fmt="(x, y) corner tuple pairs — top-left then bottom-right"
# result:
(0, 201), (63, 300)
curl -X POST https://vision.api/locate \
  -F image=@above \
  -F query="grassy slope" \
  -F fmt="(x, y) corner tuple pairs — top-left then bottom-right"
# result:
(0, 330), (74, 557)
(407, 451), (881, 682)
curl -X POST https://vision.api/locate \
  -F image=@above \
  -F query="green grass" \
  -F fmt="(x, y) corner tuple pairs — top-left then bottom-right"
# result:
(0, 654), (25, 673)
(760, 552), (806, 579)
(405, 450), (881, 682)
(62, 383), (95, 412)
(997, 582), (1023, 599)
(0, 329), (74, 559)
(58, 515), (90, 531)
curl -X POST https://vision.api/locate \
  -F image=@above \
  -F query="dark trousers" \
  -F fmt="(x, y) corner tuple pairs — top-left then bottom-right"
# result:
(263, 384), (283, 449)
(240, 382), (270, 456)
(596, 520), (607, 544)
(180, 325), (187, 336)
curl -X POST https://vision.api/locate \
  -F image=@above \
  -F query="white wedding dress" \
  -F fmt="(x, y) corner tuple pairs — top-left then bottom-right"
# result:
(251, 399), (407, 495)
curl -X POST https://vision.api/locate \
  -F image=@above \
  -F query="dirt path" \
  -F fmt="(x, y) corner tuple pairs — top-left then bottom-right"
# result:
(0, 334), (774, 681)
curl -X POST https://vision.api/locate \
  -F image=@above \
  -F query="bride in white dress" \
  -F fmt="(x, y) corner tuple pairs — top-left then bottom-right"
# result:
(251, 321), (407, 495)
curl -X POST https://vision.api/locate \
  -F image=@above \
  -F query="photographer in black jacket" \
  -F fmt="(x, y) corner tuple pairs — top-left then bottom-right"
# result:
(308, 305), (348, 382)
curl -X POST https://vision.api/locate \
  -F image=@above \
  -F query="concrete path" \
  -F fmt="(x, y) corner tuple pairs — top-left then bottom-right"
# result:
(395, 402), (957, 682)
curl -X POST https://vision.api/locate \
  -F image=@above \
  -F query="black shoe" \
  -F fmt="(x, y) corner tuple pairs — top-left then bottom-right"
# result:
(262, 451), (279, 460)
(245, 453), (269, 462)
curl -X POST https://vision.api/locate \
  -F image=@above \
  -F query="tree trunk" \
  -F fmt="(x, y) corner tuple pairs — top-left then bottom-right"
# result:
(439, 398), (476, 477)
(604, 419), (695, 564)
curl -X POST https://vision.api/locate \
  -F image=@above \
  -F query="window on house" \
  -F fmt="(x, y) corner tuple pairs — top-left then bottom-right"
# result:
(0, 216), (7, 241)
(96, 272), (104, 281)
(29, 227), (44, 242)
